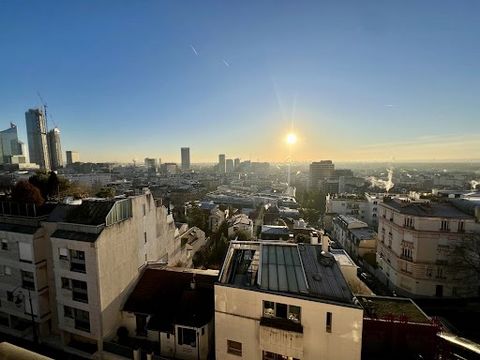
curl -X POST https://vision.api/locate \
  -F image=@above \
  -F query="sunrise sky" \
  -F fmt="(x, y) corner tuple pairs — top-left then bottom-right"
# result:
(1, 1), (479, 163)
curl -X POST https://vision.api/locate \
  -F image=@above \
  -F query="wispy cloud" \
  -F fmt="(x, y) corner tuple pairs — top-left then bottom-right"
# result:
(190, 45), (199, 56)
(384, 104), (395, 107)
(222, 59), (230, 67)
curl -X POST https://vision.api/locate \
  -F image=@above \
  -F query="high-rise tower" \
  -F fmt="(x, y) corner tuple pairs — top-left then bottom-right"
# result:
(181, 147), (190, 171)
(47, 127), (63, 170)
(25, 108), (50, 170)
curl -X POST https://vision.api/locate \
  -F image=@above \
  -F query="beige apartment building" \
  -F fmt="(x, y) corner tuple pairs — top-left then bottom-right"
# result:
(216, 241), (363, 360)
(332, 215), (377, 261)
(376, 198), (480, 298)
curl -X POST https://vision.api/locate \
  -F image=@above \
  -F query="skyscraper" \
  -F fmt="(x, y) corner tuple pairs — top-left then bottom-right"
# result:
(218, 154), (226, 174)
(234, 158), (240, 171)
(25, 108), (50, 170)
(181, 147), (190, 171)
(66, 150), (80, 166)
(226, 159), (234, 173)
(0, 123), (23, 163)
(47, 127), (63, 170)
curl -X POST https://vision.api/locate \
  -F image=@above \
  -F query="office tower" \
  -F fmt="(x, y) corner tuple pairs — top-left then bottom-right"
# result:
(25, 108), (50, 170)
(144, 158), (157, 175)
(309, 160), (335, 189)
(218, 154), (226, 174)
(47, 127), (63, 170)
(0, 123), (23, 163)
(234, 158), (240, 171)
(66, 151), (80, 166)
(226, 159), (234, 173)
(181, 147), (190, 171)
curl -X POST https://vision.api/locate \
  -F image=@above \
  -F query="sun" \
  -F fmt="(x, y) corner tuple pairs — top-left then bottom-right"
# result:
(286, 133), (297, 145)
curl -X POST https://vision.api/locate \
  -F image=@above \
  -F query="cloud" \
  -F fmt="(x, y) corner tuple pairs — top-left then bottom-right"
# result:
(222, 59), (230, 67)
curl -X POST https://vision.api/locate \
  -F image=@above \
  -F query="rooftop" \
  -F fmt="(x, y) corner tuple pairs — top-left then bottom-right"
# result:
(123, 267), (217, 330)
(383, 198), (474, 219)
(219, 241), (356, 306)
(350, 227), (377, 240)
(358, 296), (430, 324)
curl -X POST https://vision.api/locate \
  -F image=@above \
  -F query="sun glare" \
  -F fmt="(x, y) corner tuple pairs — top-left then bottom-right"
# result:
(286, 133), (297, 145)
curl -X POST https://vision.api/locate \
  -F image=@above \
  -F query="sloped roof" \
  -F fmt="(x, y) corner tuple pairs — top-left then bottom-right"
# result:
(123, 268), (217, 330)
(64, 200), (115, 225)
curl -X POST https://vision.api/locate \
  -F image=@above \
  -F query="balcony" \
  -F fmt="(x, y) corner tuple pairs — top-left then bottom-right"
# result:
(260, 317), (303, 334)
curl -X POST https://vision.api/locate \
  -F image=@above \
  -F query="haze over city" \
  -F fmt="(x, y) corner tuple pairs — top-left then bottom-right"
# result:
(1, 1), (479, 163)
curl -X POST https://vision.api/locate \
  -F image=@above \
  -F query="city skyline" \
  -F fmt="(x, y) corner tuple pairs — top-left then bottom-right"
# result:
(1, 1), (480, 163)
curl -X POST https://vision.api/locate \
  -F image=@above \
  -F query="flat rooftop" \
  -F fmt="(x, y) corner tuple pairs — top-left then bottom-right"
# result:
(383, 198), (474, 219)
(219, 241), (356, 306)
(358, 296), (430, 324)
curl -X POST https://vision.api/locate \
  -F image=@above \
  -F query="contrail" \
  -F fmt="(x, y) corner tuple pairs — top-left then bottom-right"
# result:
(190, 45), (199, 56)
(222, 59), (230, 67)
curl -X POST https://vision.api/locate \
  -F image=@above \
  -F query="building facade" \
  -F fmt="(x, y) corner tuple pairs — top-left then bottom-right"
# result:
(216, 241), (364, 360)
(181, 147), (190, 171)
(47, 128), (63, 170)
(218, 154), (226, 174)
(376, 198), (480, 298)
(0, 123), (24, 164)
(65, 151), (80, 166)
(25, 108), (50, 170)
(309, 160), (334, 190)
(332, 215), (377, 261)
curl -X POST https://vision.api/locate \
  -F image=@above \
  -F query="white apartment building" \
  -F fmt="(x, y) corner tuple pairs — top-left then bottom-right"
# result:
(332, 215), (377, 261)
(0, 203), (55, 342)
(216, 241), (363, 360)
(376, 198), (480, 298)
(47, 191), (177, 356)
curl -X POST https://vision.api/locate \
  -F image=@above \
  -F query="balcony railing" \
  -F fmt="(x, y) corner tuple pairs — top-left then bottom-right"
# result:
(260, 317), (303, 334)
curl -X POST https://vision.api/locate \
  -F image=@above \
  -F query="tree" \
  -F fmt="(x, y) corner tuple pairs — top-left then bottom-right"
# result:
(29, 171), (49, 199)
(47, 171), (60, 197)
(95, 187), (115, 198)
(187, 206), (208, 233)
(11, 180), (45, 206)
(295, 233), (311, 244)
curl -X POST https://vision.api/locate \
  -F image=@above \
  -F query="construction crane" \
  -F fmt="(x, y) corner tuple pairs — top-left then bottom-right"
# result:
(36, 91), (50, 131)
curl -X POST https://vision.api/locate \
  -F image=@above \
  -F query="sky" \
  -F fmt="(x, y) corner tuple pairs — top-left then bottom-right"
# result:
(0, 1), (479, 163)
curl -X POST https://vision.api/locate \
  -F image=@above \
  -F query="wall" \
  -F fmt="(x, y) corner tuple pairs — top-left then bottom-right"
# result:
(215, 285), (363, 360)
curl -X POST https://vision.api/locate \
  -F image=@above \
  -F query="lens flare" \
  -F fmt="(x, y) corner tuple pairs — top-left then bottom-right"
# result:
(286, 133), (297, 145)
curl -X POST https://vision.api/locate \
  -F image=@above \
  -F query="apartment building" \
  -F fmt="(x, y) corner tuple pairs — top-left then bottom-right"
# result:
(332, 215), (377, 262)
(0, 203), (55, 342)
(216, 241), (363, 360)
(47, 191), (177, 355)
(376, 198), (480, 298)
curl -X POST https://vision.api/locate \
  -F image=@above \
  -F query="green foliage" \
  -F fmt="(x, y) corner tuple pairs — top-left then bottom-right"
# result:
(11, 180), (45, 206)
(95, 187), (115, 198)
(300, 208), (320, 226)
(186, 206), (208, 233)
(192, 220), (230, 269)
(295, 233), (311, 244)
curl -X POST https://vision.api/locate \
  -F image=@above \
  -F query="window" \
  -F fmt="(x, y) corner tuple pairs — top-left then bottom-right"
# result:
(404, 217), (414, 228)
(70, 250), (86, 273)
(143, 204), (146, 216)
(64, 306), (74, 318)
(72, 279), (88, 303)
(201, 327), (205, 335)
(458, 221), (465, 232)
(7, 291), (13, 302)
(177, 327), (196, 347)
(326, 312), (332, 333)
(18, 242), (33, 263)
(441, 220), (450, 231)
(74, 308), (90, 332)
(1, 239), (8, 251)
(263, 301), (301, 323)
(59, 248), (68, 260)
(144, 232), (147, 244)
(227, 340), (242, 356)
(4, 266), (11, 276)
(136, 314), (147, 336)
(61, 277), (71, 289)
(21, 271), (35, 290)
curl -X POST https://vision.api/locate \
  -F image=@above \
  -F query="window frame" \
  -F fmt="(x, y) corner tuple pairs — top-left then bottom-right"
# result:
(227, 340), (242, 356)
